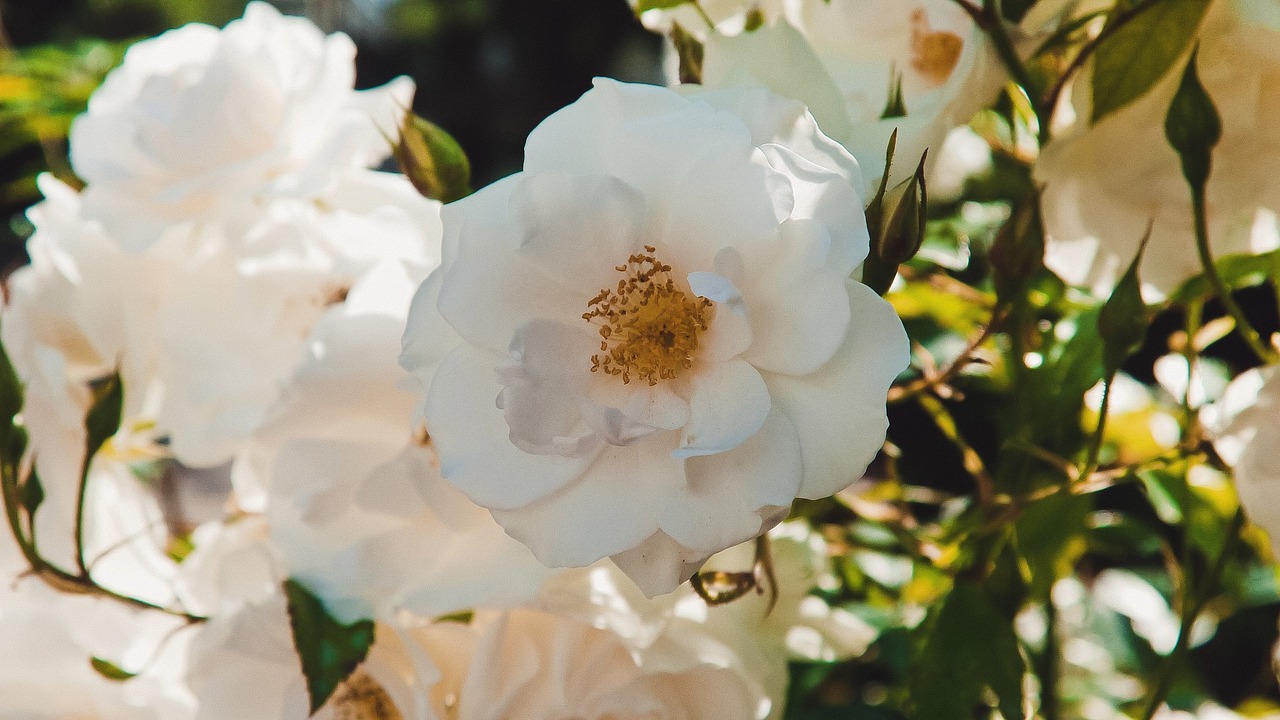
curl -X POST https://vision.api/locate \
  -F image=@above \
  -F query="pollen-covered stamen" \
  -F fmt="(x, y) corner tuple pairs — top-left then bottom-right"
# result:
(910, 8), (963, 87)
(583, 245), (712, 386)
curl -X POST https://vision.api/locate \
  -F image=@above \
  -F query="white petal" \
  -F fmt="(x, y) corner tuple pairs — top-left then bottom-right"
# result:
(493, 438), (685, 568)
(497, 319), (601, 457)
(688, 270), (752, 362)
(609, 531), (716, 599)
(425, 346), (595, 510)
(673, 358), (770, 459)
(663, 409), (802, 553)
(763, 281), (908, 499)
(741, 220), (853, 375)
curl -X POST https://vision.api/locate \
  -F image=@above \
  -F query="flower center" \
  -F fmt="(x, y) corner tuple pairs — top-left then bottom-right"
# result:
(583, 245), (712, 386)
(910, 9), (963, 87)
(329, 671), (403, 720)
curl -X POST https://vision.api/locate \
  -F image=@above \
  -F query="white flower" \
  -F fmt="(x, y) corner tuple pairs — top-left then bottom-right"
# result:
(4, 171), (441, 473)
(235, 260), (552, 624)
(401, 78), (908, 596)
(185, 594), (757, 720)
(69, 1), (412, 248)
(538, 522), (876, 720)
(1206, 366), (1280, 556)
(692, 0), (1005, 190)
(0, 533), (194, 720)
(1037, 0), (1280, 298)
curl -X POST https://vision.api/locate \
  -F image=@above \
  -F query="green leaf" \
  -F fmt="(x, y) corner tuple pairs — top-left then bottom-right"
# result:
(1164, 48), (1221, 191)
(1169, 250), (1280, 303)
(1015, 492), (1091, 598)
(90, 656), (138, 681)
(19, 470), (43, 518)
(1090, 0), (1210, 124)
(82, 374), (123, 484)
(670, 22), (704, 85)
(634, 0), (690, 11)
(393, 110), (473, 204)
(880, 69), (906, 120)
(0, 338), (22, 434)
(1097, 231), (1150, 376)
(911, 583), (1026, 720)
(284, 579), (376, 713)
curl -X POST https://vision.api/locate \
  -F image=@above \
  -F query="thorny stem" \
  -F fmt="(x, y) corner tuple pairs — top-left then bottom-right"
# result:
(1080, 371), (1114, 482)
(917, 394), (995, 507)
(1137, 509), (1246, 720)
(952, 0), (1052, 144)
(889, 308), (1006, 404)
(1191, 185), (1277, 364)
(1041, 0), (1166, 121)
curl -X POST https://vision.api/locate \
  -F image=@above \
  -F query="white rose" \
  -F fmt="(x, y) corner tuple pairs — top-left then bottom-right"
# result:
(538, 522), (875, 720)
(692, 0), (1005, 191)
(4, 172), (442, 473)
(0, 533), (193, 720)
(69, 1), (413, 248)
(235, 260), (552, 624)
(400, 78), (908, 596)
(1205, 366), (1280, 555)
(1037, 0), (1280, 298)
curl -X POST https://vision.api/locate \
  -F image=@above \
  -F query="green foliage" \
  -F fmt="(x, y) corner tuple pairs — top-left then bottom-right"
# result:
(284, 579), (376, 713)
(1090, 0), (1210, 124)
(90, 656), (139, 681)
(1098, 235), (1150, 376)
(393, 110), (473, 204)
(911, 582), (1026, 720)
(634, 0), (692, 11)
(81, 375), (123, 486)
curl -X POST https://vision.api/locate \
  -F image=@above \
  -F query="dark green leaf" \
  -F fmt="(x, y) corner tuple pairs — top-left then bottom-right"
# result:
(1002, 0), (1038, 23)
(393, 110), (473, 204)
(90, 656), (137, 681)
(284, 578), (376, 713)
(1091, 0), (1210, 123)
(1015, 492), (1091, 597)
(880, 70), (906, 120)
(19, 470), (43, 518)
(911, 583), (1026, 720)
(634, 0), (690, 11)
(670, 23), (704, 84)
(82, 374), (123, 485)
(1098, 230), (1151, 376)
(1169, 249), (1280, 303)
(743, 6), (765, 32)
(0, 338), (22, 434)
(1164, 48), (1221, 191)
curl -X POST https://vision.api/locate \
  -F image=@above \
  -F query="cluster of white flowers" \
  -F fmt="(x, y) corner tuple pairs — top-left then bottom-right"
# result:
(0, 1), (918, 717)
(10, 0), (1280, 713)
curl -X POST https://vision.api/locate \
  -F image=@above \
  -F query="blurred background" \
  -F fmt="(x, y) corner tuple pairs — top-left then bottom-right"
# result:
(0, 0), (663, 267)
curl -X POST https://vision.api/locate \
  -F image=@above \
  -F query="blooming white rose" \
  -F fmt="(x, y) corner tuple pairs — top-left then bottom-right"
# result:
(1205, 366), (1280, 556)
(233, 259), (552, 624)
(185, 593), (756, 720)
(401, 78), (907, 596)
(4, 171), (441, 477)
(69, 1), (413, 248)
(0, 533), (194, 720)
(689, 0), (1004, 190)
(1037, 0), (1280, 297)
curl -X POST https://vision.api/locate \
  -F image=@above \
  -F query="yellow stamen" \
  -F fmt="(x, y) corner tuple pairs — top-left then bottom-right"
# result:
(910, 9), (963, 87)
(582, 246), (712, 386)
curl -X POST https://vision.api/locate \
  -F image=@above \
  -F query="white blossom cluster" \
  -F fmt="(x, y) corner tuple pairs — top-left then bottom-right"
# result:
(0, 2), (902, 717)
(10, 0), (1280, 715)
